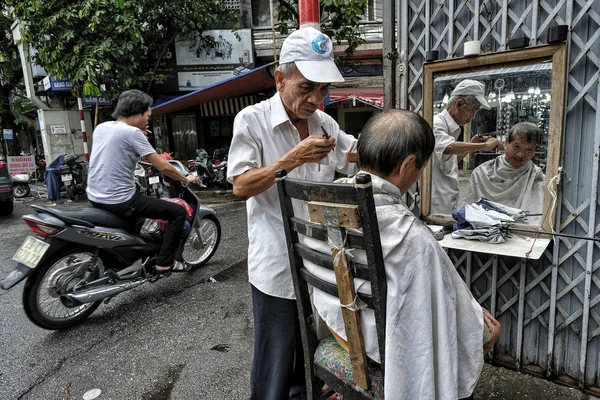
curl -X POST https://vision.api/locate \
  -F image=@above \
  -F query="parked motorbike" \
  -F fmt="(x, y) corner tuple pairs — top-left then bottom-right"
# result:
(1, 162), (221, 330)
(211, 146), (230, 189)
(34, 154), (46, 183)
(187, 149), (213, 188)
(12, 173), (31, 198)
(134, 161), (164, 198)
(187, 147), (230, 189)
(59, 154), (88, 201)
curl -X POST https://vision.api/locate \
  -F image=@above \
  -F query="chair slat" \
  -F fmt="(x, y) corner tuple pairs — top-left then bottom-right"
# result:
(282, 179), (360, 204)
(295, 243), (371, 281)
(291, 217), (365, 249)
(299, 268), (374, 309)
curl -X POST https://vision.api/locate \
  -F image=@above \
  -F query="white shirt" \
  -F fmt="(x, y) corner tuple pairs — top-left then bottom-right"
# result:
(227, 92), (357, 299)
(305, 173), (484, 400)
(431, 110), (461, 214)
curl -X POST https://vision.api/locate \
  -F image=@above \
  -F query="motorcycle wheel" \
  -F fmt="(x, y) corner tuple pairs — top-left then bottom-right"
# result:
(182, 215), (221, 268)
(13, 183), (30, 198)
(23, 248), (105, 330)
(66, 183), (77, 201)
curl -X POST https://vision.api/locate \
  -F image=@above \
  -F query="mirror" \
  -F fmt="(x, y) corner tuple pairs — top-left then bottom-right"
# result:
(422, 44), (568, 231)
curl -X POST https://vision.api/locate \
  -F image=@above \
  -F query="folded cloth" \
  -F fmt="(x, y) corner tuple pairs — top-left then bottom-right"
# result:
(451, 203), (512, 243)
(476, 198), (528, 222)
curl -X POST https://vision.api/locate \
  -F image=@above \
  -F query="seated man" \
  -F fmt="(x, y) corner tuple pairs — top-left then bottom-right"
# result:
(304, 109), (500, 400)
(463, 122), (545, 214)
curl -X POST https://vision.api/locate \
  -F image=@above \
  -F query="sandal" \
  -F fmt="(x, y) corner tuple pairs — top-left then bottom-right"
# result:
(151, 260), (191, 275)
(170, 260), (192, 272)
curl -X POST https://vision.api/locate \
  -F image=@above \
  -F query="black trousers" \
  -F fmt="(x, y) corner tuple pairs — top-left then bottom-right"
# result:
(91, 191), (187, 266)
(250, 285), (306, 400)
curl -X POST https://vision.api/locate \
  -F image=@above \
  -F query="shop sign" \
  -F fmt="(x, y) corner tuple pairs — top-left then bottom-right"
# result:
(7, 155), (35, 175)
(3, 129), (13, 140)
(50, 125), (67, 135)
(42, 75), (74, 91)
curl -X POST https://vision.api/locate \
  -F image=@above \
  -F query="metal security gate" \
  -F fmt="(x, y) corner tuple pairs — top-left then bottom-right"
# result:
(385, 0), (600, 393)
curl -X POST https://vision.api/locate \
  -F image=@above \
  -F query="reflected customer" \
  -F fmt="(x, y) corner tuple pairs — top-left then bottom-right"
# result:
(463, 122), (545, 213)
(431, 79), (503, 214)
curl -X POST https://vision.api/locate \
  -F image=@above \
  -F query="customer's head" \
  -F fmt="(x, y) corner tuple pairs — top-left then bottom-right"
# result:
(275, 27), (344, 121)
(358, 109), (435, 193)
(505, 122), (541, 168)
(446, 79), (490, 126)
(112, 89), (154, 131)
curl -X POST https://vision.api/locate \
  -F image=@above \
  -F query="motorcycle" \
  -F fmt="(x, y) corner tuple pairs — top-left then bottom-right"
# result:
(187, 147), (230, 189)
(134, 161), (164, 198)
(187, 149), (214, 188)
(12, 173), (31, 198)
(211, 146), (230, 189)
(1, 162), (221, 330)
(34, 154), (46, 183)
(59, 154), (88, 201)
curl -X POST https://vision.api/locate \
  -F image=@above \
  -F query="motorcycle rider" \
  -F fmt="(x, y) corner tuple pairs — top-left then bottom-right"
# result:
(87, 89), (197, 273)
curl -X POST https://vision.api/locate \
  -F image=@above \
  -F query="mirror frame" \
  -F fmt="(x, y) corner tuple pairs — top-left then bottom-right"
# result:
(421, 43), (568, 232)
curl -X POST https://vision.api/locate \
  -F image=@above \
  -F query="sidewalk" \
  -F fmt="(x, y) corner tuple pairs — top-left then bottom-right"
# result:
(204, 262), (598, 400)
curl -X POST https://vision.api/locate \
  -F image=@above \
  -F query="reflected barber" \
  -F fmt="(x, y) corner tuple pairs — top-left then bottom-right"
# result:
(431, 79), (503, 214)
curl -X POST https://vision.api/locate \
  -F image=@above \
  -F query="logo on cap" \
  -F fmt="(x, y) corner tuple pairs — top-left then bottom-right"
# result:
(312, 35), (328, 55)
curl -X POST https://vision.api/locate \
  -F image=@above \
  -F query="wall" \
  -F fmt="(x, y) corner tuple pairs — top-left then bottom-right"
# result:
(37, 110), (94, 164)
(396, 0), (600, 392)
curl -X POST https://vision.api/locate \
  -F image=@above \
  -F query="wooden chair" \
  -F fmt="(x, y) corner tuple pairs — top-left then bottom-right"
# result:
(276, 170), (388, 399)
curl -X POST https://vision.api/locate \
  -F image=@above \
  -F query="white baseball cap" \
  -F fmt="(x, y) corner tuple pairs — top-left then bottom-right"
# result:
(279, 27), (345, 83)
(451, 79), (491, 110)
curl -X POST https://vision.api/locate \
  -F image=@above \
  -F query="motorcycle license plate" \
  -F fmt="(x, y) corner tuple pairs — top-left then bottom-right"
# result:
(149, 176), (160, 184)
(12, 236), (50, 269)
(61, 174), (73, 182)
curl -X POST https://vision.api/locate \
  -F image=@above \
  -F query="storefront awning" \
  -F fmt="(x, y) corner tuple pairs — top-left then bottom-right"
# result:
(326, 87), (384, 109)
(152, 63), (276, 116)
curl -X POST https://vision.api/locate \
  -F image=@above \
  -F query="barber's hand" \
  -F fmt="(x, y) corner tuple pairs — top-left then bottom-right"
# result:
(471, 134), (489, 143)
(482, 137), (503, 151)
(287, 135), (336, 166)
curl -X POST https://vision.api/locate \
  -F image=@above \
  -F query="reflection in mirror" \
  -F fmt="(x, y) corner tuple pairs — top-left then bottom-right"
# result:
(430, 62), (552, 225)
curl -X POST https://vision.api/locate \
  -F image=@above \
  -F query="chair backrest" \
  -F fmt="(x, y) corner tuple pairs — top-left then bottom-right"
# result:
(276, 170), (387, 394)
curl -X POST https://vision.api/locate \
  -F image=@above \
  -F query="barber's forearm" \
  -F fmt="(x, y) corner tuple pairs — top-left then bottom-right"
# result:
(443, 141), (486, 155)
(233, 158), (298, 200)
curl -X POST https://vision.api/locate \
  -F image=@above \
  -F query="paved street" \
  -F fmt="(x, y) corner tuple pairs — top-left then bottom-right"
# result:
(0, 196), (253, 400)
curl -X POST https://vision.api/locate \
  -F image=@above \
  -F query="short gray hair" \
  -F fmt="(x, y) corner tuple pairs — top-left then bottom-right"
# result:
(508, 122), (541, 143)
(276, 62), (298, 78)
(446, 95), (479, 110)
(357, 109), (435, 176)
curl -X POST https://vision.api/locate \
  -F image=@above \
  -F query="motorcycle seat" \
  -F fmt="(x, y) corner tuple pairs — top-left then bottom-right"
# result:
(31, 205), (133, 229)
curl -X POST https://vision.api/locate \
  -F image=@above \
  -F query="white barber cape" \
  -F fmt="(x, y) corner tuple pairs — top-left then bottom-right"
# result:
(431, 110), (462, 214)
(304, 173), (484, 399)
(462, 155), (545, 214)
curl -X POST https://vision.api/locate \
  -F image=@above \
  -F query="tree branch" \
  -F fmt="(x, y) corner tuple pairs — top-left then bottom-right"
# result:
(277, 0), (299, 22)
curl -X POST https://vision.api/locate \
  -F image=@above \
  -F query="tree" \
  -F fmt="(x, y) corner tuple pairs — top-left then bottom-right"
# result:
(0, 4), (33, 129)
(275, 0), (368, 53)
(8, 0), (239, 98)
